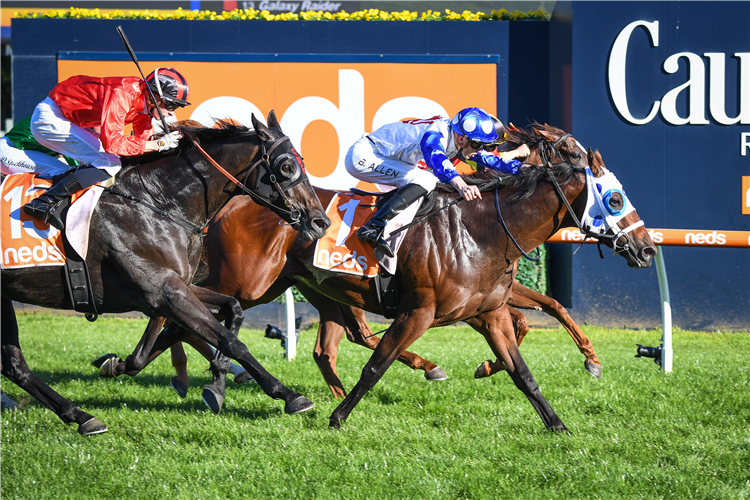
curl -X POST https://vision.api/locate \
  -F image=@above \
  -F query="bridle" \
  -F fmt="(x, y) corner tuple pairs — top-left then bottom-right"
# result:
(190, 133), (309, 224)
(538, 134), (645, 264)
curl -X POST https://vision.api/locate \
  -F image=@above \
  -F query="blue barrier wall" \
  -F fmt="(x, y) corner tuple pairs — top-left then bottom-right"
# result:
(567, 1), (750, 329)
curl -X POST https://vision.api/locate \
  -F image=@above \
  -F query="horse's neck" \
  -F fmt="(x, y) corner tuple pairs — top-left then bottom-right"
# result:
(120, 141), (252, 227)
(480, 170), (587, 257)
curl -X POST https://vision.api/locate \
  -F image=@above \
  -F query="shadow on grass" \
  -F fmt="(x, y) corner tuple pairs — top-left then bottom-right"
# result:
(7, 369), (316, 420)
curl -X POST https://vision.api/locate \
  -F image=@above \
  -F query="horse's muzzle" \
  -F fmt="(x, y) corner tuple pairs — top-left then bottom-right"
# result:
(289, 212), (330, 241)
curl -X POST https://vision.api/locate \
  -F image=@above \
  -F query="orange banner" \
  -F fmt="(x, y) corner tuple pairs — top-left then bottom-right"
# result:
(1, 174), (67, 268)
(548, 228), (750, 248)
(57, 60), (496, 190)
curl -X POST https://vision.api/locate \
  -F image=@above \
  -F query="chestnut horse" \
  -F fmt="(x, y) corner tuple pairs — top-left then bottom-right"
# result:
(0, 112), (330, 434)
(94, 124), (604, 406)
(112, 146), (656, 431)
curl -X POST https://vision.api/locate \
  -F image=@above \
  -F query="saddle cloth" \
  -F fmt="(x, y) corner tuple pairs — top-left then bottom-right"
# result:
(1, 173), (103, 269)
(312, 191), (420, 278)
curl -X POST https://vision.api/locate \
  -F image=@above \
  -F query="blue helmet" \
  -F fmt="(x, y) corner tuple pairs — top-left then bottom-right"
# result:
(451, 107), (499, 144)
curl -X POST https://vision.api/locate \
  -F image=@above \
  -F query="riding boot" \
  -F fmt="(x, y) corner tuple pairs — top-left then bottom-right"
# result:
(23, 167), (112, 231)
(357, 183), (428, 258)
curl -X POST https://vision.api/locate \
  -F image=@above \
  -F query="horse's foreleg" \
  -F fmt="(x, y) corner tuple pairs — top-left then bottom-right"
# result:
(340, 305), (447, 381)
(508, 282), (602, 378)
(467, 307), (568, 432)
(159, 281), (313, 415)
(169, 342), (189, 398)
(329, 307), (433, 429)
(1, 298), (106, 435)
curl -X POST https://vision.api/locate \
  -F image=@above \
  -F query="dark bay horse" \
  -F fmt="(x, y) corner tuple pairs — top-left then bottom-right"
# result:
(95, 124), (605, 404)
(0, 111), (330, 435)
(115, 146), (656, 431)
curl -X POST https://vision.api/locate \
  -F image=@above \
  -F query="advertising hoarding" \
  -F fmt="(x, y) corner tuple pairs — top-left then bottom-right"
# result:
(58, 58), (496, 190)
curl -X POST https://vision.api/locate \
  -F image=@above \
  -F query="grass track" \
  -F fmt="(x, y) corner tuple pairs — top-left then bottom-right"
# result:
(1, 313), (749, 499)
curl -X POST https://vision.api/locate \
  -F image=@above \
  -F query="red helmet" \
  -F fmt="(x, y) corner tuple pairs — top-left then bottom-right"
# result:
(145, 68), (191, 108)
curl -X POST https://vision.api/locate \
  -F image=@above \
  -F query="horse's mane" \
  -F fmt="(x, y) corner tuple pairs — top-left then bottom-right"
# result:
(175, 120), (253, 143)
(120, 120), (255, 168)
(498, 122), (566, 152)
(436, 161), (583, 204)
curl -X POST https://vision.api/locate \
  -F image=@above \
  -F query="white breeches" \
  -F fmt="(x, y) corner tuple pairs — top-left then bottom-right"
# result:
(31, 97), (122, 177)
(0, 136), (72, 176)
(344, 136), (438, 193)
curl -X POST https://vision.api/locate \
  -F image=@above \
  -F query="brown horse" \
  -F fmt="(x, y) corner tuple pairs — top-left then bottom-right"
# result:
(0, 112), (330, 434)
(112, 145), (656, 430)
(95, 124), (604, 405)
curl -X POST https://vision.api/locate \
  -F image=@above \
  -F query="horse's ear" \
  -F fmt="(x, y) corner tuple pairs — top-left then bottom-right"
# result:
(536, 128), (557, 142)
(251, 113), (274, 142)
(589, 147), (606, 176)
(266, 109), (281, 131)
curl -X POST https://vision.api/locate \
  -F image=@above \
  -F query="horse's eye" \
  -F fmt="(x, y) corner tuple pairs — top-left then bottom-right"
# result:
(608, 193), (623, 210)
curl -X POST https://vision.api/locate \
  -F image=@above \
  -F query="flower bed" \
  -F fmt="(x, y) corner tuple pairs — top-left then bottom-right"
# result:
(13, 6), (549, 22)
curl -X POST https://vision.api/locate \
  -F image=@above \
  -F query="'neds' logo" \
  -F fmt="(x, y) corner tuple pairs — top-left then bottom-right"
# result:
(684, 231), (727, 245)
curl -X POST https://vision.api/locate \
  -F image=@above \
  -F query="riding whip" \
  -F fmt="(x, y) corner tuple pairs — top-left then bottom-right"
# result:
(115, 25), (171, 135)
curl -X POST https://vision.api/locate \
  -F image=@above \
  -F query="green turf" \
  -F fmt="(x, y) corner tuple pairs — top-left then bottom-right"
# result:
(1, 313), (748, 499)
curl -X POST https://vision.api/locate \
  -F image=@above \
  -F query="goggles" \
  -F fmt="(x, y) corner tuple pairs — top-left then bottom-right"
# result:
(160, 99), (183, 111)
(467, 140), (497, 152)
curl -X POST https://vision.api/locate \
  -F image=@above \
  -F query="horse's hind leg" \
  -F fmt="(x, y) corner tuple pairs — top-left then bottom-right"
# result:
(1, 298), (106, 435)
(509, 283), (601, 378)
(95, 317), (170, 379)
(467, 306), (568, 432)
(1, 391), (20, 411)
(475, 305), (527, 378)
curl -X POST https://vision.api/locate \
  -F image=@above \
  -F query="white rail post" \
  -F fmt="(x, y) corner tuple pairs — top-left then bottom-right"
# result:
(284, 288), (297, 361)
(655, 246), (673, 372)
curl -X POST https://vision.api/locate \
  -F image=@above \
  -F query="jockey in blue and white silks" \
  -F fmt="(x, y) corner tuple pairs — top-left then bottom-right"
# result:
(344, 107), (529, 257)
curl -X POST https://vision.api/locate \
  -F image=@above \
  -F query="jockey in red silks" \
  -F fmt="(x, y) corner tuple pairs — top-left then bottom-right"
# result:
(22, 68), (191, 230)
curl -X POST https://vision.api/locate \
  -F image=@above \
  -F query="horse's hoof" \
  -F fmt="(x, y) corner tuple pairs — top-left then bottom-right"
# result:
(584, 361), (603, 379)
(170, 377), (189, 399)
(78, 417), (108, 436)
(233, 371), (253, 384)
(201, 386), (225, 415)
(98, 357), (120, 378)
(284, 395), (315, 415)
(329, 417), (341, 429)
(91, 353), (117, 369)
(474, 360), (492, 379)
(425, 366), (448, 381)
(1, 393), (19, 411)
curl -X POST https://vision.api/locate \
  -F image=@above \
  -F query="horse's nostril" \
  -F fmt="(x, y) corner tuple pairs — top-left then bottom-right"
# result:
(643, 246), (657, 257)
(314, 217), (332, 231)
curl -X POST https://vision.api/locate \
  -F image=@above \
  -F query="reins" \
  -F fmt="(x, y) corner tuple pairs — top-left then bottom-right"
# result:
(190, 135), (303, 222)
